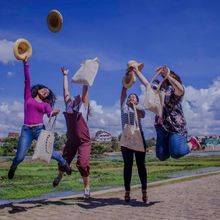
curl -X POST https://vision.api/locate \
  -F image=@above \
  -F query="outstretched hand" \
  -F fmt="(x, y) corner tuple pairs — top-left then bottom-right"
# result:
(156, 66), (170, 78)
(131, 64), (139, 74)
(51, 109), (60, 116)
(61, 66), (69, 76)
(23, 56), (28, 64)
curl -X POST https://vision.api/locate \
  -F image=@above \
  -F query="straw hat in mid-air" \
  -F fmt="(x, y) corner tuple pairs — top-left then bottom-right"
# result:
(13, 38), (32, 61)
(47, 9), (63, 32)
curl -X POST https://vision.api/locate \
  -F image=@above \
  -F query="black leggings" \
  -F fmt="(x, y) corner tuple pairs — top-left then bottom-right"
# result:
(121, 146), (147, 191)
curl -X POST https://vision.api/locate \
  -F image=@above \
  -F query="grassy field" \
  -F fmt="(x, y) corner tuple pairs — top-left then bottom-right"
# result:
(0, 155), (220, 200)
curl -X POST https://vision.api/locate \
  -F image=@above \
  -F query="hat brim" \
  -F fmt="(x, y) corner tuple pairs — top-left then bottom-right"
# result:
(13, 39), (32, 61)
(122, 73), (136, 89)
(138, 63), (144, 71)
(47, 10), (63, 32)
(127, 62), (144, 71)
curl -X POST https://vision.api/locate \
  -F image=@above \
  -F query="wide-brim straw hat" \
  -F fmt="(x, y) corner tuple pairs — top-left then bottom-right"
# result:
(13, 38), (32, 61)
(47, 9), (63, 32)
(127, 60), (144, 71)
(122, 60), (144, 88)
(122, 72), (137, 89)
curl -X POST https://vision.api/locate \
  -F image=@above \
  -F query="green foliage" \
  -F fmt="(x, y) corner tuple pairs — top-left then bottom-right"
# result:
(91, 142), (112, 155)
(145, 137), (156, 148)
(53, 133), (66, 151)
(111, 137), (120, 151)
(1, 138), (18, 156)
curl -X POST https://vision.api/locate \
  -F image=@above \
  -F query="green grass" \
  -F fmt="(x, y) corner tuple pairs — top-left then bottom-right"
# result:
(0, 155), (220, 199)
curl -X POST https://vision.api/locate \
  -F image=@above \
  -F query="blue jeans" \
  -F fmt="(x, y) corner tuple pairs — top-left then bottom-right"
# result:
(11, 125), (68, 169)
(155, 126), (190, 161)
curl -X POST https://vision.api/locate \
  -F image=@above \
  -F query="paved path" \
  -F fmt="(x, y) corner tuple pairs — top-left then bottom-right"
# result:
(1, 173), (220, 220)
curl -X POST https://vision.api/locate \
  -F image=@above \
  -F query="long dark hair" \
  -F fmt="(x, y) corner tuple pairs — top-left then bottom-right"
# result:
(31, 84), (56, 107)
(161, 70), (182, 89)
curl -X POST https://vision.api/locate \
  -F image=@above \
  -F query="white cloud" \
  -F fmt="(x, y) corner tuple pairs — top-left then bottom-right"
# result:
(183, 77), (220, 136)
(1, 78), (220, 138)
(0, 101), (24, 137)
(0, 39), (16, 64)
(7, 71), (15, 77)
(0, 103), (10, 114)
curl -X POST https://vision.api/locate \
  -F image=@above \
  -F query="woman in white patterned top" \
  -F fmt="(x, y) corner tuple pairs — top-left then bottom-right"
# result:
(53, 67), (91, 199)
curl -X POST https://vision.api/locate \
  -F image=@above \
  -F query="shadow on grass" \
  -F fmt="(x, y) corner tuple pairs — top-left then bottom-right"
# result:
(0, 197), (162, 214)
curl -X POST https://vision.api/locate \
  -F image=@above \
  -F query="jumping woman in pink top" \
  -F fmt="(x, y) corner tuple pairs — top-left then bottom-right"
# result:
(8, 59), (72, 179)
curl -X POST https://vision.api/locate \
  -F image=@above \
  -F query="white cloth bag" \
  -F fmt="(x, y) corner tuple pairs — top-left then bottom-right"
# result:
(120, 105), (145, 152)
(144, 72), (166, 118)
(32, 117), (56, 164)
(71, 57), (99, 86)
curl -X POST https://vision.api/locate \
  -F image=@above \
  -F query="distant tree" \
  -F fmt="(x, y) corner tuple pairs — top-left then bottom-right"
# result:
(28, 141), (36, 155)
(111, 137), (119, 151)
(91, 142), (112, 155)
(54, 133), (66, 151)
(1, 138), (18, 156)
(145, 137), (156, 148)
(118, 133), (122, 141)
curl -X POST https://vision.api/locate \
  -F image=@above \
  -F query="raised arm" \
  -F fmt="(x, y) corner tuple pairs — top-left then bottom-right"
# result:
(82, 85), (89, 107)
(167, 74), (184, 96)
(120, 86), (127, 107)
(61, 67), (71, 104)
(157, 66), (184, 96)
(23, 60), (31, 101)
(132, 66), (150, 87)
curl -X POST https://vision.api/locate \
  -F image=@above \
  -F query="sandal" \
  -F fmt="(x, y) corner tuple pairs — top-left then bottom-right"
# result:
(124, 191), (130, 202)
(142, 190), (148, 203)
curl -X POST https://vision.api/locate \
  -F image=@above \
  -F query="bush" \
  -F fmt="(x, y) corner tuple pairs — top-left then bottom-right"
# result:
(0, 138), (18, 156)
(91, 143), (112, 155)
(111, 137), (120, 151)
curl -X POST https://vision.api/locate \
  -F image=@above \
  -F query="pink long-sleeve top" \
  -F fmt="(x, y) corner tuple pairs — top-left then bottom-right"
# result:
(23, 63), (52, 125)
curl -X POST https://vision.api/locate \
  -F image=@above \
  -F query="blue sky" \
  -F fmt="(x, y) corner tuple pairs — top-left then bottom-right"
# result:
(0, 0), (220, 137)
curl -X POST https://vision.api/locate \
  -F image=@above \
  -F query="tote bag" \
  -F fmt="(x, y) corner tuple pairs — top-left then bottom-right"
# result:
(71, 57), (99, 86)
(144, 72), (166, 118)
(120, 105), (145, 152)
(32, 116), (56, 164)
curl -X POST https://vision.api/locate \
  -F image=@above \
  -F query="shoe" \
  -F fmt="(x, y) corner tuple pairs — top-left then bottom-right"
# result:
(142, 190), (148, 203)
(8, 166), (16, 180)
(83, 188), (90, 199)
(53, 175), (62, 187)
(124, 191), (130, 202)
(63, 163), (72, 175)
(188, 136), (201, 150)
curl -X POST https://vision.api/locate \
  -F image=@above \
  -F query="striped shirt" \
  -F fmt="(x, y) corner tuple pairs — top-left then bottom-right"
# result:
(121, 100), (145, 131)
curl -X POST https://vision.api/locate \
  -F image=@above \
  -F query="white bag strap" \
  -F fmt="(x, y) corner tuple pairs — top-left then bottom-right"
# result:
(93, 57), (100, 63)
(47, 115), (57, 132)
(133, 104), (140, 129)
(127, 105), (131, 125)
(150, 68), (170, 91)
(127, 104), (140, 129)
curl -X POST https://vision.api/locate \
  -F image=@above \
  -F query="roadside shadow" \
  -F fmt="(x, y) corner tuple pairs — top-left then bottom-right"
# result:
(0, 199), (73, 214)
(65, 197), (162, 209)
(0, 197), (162, 214)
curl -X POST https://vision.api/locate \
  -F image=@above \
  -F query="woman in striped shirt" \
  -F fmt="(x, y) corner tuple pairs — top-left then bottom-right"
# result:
(120, 67), (148, 203)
